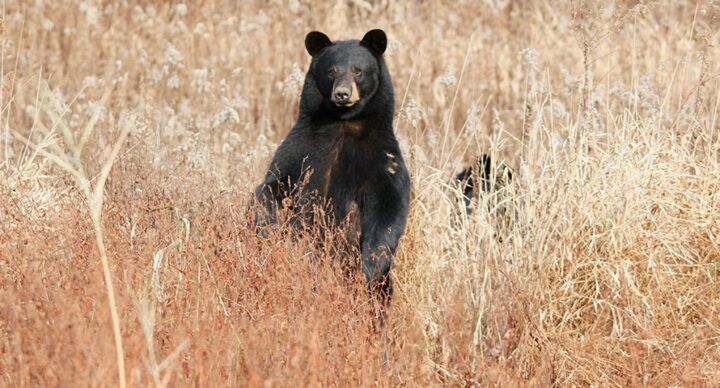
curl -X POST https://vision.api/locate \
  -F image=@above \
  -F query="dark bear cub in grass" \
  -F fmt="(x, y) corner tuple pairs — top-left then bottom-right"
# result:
(254, 29), (410, 302)
(455, 154), (513, 216)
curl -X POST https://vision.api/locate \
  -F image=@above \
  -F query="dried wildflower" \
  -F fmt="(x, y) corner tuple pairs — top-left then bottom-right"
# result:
(175, 4), (188, 16)
(280, 63), (305, 96)
(588, 83), (605, 108)
(637, 75), (659, 112)
(462, 102), (482, 140)
(490, 108), (507, 142)
(551, 132), (563, 154)
(51, 88), (69, 112)
(611, 80), (639, 107)
(41, 18), (54, 31)
(179, 99), (192, 116)
(212, 106), (240, 128)
(219, 16), (238, 29)
(81, 76), (100, 89)
(191, 68), (211, 93)
(551, 99), (567, 119)
(24, 104), (37, 119)
(426, 128), (439, 150)
(232, 94), (250, 110)
(557, 14), (570, 34)
(85, 100), (107, 124)
(400, 99), (422, 129)
(166, 73), (180, 89)
(145, 5), (157, 18)
(228, 131), (242, 144)
(520, 48), (538, 72)
(484, 0), (510, 12)
(164, 43), (183, 67)
(149, 68), (162, 84)
(193, 23), (207, 36)
(255, 10), (271, 26)
(386, 39), (401, 55)
(256, 133), (268, 146)
(131, 6), (145, 24)
(560, 67), (580, 97)
(434, 61), (457, 88)
(288, 0), (301, 14)
(79, 1), (100, 25)
(239, 20), (258, 33)
(172, 20), (189, 34)
(195, 115), (211, 131)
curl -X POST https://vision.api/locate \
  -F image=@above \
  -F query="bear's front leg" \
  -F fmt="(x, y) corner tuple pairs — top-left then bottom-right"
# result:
(360, 166), (410, 301)
(253, 130), (309, 234)
(254, 180), (284, 236)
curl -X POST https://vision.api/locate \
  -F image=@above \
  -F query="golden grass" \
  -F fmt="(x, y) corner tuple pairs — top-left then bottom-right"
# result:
(1, 0), (719, 386)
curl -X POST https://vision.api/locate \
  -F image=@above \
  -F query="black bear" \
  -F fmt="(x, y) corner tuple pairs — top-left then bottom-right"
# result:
(455, 154), (513, 216)
(254, 29), (410, 301)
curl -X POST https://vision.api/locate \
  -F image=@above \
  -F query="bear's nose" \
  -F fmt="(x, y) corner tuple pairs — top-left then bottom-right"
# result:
(333, 88), (350, 104)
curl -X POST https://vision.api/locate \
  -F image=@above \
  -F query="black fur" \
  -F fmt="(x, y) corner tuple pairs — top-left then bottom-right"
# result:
(455, 154), (513, 215)
(255, 29), (409, 301)
(359, 29), (387, 57)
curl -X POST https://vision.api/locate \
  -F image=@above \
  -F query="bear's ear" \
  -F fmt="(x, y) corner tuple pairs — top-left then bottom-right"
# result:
(360, 29), (387, 56)
(305, 31), (332, 57)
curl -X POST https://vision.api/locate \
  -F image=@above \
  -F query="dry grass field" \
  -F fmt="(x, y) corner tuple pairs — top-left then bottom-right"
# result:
(1, 0), (720, 386)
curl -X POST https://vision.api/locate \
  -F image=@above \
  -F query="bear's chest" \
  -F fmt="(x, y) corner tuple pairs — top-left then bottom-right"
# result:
(322, 137), (372, 192)
(315, 122), (380, 203)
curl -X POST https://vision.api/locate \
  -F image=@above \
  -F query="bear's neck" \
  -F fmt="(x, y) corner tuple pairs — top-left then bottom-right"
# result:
(311, 117), (394, 141)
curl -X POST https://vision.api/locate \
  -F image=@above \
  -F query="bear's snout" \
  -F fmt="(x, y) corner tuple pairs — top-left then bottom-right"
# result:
(331, 77), (360, 107)
(333, 86), (351, 105)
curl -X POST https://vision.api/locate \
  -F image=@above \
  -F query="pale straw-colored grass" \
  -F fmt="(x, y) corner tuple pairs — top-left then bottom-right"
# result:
(1, 0), (718, 386)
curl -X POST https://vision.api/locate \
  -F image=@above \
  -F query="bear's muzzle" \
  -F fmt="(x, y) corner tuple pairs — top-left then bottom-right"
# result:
(332, 77), (360, 107)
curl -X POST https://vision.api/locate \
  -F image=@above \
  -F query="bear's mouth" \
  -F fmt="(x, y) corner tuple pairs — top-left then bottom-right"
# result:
(331, 80), (361, 108)
(335, 100), (358, 108)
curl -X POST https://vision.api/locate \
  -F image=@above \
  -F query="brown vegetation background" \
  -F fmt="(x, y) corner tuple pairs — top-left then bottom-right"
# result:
(1, 0), (720, 386)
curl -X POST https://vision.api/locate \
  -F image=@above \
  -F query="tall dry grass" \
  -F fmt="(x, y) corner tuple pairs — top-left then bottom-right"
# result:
(1, 0), (719, 386)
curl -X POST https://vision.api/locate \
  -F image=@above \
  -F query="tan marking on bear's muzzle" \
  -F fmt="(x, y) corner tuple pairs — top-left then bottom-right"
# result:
(348, 81), (360, 104)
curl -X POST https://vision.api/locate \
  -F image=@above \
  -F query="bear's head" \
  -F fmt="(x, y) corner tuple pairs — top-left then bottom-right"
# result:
(303, 29), (389, 119)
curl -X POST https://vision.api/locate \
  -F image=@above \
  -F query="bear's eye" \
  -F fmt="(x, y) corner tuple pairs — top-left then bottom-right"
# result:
(352, 67), (363, 76)
(328, 67), (338, 78)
